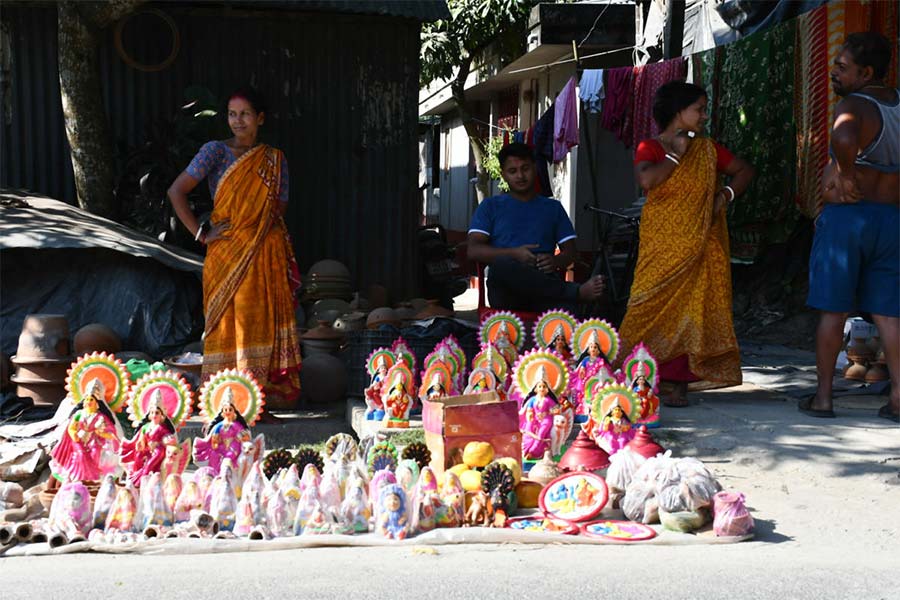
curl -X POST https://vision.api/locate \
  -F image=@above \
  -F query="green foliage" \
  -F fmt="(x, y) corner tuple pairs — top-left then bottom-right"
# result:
(482, 135), (509, 191)
(420, 0), (538, 86)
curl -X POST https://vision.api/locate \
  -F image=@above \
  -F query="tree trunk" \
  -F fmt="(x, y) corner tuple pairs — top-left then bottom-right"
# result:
(451, 56), (491, 208)
(57, 1), (145, 218)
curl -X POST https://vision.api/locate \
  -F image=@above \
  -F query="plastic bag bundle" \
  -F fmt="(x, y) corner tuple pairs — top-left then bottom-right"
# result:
(606, 448), (646, 494)
(713, 491), (754, 537)
(174, 478), (203, 522)
(335, 479), (370, 535)
(368, 469), (396, 513)
(279, 464), (302, 501)
(293, 484), (322, 535)
(193, 466), (216, 511)
(437, 472), (465, 528)
(139, 473), (173, 529)
(163, 474), (183, 514)
(208, 467), (238, 532)
(622, 479), (658, 524)
(105, 482), (138, 532)
(50, 481), (93, 536)
(266, 487), (293, 537)
(319, 470), (343, 514)
(300, 463), (322, 494)
(91, 474), (117, 530)
(234, 463), (266, 536)
(395, 459), (420, 496)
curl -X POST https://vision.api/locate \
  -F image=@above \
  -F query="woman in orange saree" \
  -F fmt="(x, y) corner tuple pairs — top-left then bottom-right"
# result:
(622, 82), (754, 406)
(168, 87), (301, 405)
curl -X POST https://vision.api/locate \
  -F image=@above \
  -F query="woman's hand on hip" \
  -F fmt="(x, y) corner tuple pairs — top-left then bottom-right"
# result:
(205, 219), (232, 243)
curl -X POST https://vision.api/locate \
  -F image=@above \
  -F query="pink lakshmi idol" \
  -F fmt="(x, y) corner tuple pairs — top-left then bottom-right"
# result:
(194, 369), (265, 473)
(50, 378), (122, 483)
(590, 385), (641, 457)
(512, 351), (570, 461)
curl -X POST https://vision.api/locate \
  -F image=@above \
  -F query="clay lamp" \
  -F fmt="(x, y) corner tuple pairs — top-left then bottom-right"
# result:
(558, 430), (609, 472)
(626, 425), (665, 460)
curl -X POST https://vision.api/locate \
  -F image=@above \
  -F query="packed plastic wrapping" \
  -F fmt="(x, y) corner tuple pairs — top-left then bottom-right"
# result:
(293, 484), (321, 535)
(395, 460), (420, 496)
(622, 452), (721, 529)
(713, 491), (754, 537)
(92, 474), (118, 529)
(266, 483), (293, 537)
(335, 480), (369, 534)
(319, 470), (343, 514)
(174, 478), (203, 522)
(438, 472), (465, 528)
(411, 467), (441, 534)
(234, 464), (266, 536)
(368, 469), (396, 513)
(208, 465), (238, 532)
(49, 481), (93, 536)
(193, 466), (215, 511)
(105, 482), (138, 532)
(139, 473), (173, 529)
(163, 474), (183, 514)
(606, 448), (647, 507)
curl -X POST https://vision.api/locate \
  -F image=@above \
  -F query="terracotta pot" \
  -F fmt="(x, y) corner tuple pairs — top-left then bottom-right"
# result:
(300, 321), (345, 356)
(844, 359), (869, 381)
(16, 314), (70, 360)
(307, 259), (352, 280)
(394, 302), (417, 324)
(366, 307), (400, 330)
(11, 377), (67, 406)
(415, 299), (454, 319)
(865, 362), (889, 383)
(527, 451), (563, 485)
(9, 356), (70, 382)
(846, 337), (875, 362)
(333, 312), (366, 333)
(73, 323), (122, 355)
(300, 353), (347, 405)
(626, 426), (666, 459)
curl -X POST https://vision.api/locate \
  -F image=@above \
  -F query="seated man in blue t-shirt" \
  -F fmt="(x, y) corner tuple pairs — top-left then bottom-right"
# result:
(467, 143), (605, 313)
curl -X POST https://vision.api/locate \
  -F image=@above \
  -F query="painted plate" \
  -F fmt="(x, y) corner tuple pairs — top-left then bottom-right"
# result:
(505, 515), (579, 535)
(537, 471), (609, 523)
(579, 519), (657, 542)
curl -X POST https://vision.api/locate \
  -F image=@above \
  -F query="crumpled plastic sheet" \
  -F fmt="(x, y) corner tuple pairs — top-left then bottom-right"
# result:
(3, 520), (752, 557)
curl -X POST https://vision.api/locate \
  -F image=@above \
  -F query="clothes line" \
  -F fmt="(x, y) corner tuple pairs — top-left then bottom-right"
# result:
(506, 45), (640, 76)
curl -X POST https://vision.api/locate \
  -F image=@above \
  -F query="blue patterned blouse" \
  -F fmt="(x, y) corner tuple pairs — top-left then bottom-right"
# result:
(186, 141), (289, 203)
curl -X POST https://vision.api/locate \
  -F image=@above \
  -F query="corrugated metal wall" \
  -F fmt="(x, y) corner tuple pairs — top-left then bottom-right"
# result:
(0, 4), (421, 297)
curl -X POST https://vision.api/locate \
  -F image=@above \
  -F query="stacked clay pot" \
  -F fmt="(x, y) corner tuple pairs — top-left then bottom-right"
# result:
(10, 314), (72, 406)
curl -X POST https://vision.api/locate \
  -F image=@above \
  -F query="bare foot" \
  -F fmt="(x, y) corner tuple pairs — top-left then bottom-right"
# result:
(578, 275), (606, 302)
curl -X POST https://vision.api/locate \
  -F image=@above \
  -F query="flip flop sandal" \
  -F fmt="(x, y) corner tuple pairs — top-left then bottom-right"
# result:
(877, 404), (900, 424)
(798, 395), (836, 419)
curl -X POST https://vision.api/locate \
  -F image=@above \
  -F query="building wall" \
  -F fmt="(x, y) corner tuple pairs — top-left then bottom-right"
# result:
(0, 4), (422, 296)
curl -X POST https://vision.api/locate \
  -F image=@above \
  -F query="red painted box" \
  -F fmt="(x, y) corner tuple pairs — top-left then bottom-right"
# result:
(422, 391), (522, 475)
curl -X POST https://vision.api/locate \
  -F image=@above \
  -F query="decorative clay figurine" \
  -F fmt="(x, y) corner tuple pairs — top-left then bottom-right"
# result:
(412, 466), (442, 533)
(49, 481), (93, 537)
(438, 471), (465, 528)
(375, 484), (408, 540)
(590, 385), (641, 456)
(513, 351), (570, 460)
(120, 371), (193, 486)
(622, 343), (661, 428)
(382, 363), (415, 428)
(208, 461), (239, 532)
(335, 479), (370, 534)
(534, 310), (577, 365)
(472, 343), (509, 393)
(571, 320), (620, 419)
(480, 312), (525, 369)
(105, 482), (138, 532)
(194, 369), (265, 472)
(50, 378), (123, 483)
(364, 349), (395, 420)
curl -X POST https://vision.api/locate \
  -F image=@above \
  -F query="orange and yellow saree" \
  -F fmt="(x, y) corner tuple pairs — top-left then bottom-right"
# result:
(202, 145), (301, 400)
(619, 138), (741, 387)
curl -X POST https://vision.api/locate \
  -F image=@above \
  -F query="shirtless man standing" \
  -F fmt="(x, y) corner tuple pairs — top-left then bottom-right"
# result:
(802, 32), (899, 422)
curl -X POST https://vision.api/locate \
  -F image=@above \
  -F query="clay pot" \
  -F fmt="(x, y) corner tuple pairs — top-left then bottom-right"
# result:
(9, 356), (70, 382)
(16, 314), (70, 360)
(844, 359), (869, 381)
(415, 299), (454, 320)
(366, 284), (389, 309)
(300, 321), (345, 356)
(73, 323), (122, 355)
(846, 337), (875, 362)
(394, 302), (417, 324)
(11, 377), (67, 406)
(626, 426), (666, 459)
(307, 259), (352, 280)
(865, 362), (889, 383)
(366, 307), (400, 330)
(527, 451), (562, 486)
(333, 312), (366, 333)
(558, 430), (610, 472)
(300, 353), (348, 405)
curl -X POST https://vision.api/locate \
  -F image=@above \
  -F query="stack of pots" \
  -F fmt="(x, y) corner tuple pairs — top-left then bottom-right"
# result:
(301, 259), (353, 303)
(299, 321), (347, 405)
(10, 314), (73, 406)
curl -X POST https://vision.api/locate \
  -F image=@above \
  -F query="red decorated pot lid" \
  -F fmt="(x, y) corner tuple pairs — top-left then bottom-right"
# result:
(505, 515), (579, 535)
(537, 471), (609, 523)
(580, 519), (657, 542)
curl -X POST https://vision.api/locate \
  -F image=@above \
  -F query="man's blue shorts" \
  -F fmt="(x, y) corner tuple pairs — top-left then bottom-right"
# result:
(807, 201), (899, 317)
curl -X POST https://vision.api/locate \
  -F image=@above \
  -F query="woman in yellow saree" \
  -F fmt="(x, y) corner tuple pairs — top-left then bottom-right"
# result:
(168, 87), (301, 405)
(622, 82), (754, 406)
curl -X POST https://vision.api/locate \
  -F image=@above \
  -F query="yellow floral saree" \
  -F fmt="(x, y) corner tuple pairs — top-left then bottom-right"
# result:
(202, 145), (301, 400)
(619, 138), (741, 387)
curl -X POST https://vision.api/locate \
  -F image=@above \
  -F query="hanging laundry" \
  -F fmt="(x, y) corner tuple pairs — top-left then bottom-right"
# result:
(553, 76), (579, 162)
(532, 105), (555, 196)
(599, 66), (634, 147)
(578, 69), (605, 114)
(512, 130), (525, 144)
(630, 57), (688, 149)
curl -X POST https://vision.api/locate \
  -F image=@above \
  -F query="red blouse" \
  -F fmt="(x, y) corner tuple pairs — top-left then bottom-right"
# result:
(633, 138), (735, 172)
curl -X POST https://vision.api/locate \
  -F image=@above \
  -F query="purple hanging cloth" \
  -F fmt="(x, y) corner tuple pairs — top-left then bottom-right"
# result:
(599, 66), (635, 147)
(553, 76), (579, 162)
